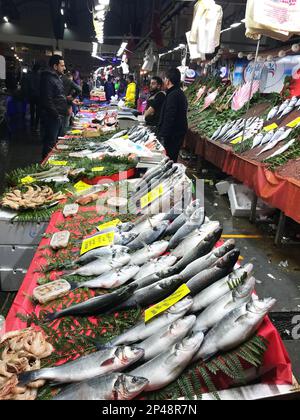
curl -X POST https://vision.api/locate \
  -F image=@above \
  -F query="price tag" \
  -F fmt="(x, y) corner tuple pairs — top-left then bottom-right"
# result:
(74, 181), (92, 193)
(70, 130), (83, 135)
(20, 176), (36, 185)
(287, 117), (300, 128)
(97, 219), (122, 231)
(145, 284), (191, 323)
(140, 184), (164, 209)
(49, 161), (68, 166)
(231, 136), (243, 145)
(264, 123), (278, 132)
(91, 167), (105, 172)
(80, 232), (115, 255)
(121, 135), (129, 140)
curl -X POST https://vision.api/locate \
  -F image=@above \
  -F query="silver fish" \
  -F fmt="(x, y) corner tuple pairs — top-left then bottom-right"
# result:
(265, 139), (295, 160)
(267, 106), (279, 121)
(279, 105), (295, 119)
(189, 264), (254, 313)
(168, 207), (205, 250)
(127, 221), (169, 251)
(193, 296), (276, 362)
(172, 221), (221, 259)
(71, 265), (140, 290)
(110, 297), (194, 346)
(133, 255), (177, 282)
(257, 128), (292, 156)
(251, 132), (265, 149)
(296, 97), (300, 108)
(18, 346), (145, 386)
(74, 246), (130, 266)
(165, 200), (201, 236)
(259, 130), (275, 147)
(192, 276), (256, 333)
(130, 241), (169, 266)
(131, 213), (167, 236)
(66, 253), (131, 277)
(53, 373), (149, 401)
(130, 333), (204, 392)
(138, 315), (196, 362)
(277, 99), (290, 115)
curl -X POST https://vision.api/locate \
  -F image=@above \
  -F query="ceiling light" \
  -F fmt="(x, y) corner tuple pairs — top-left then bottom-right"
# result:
(61, 9), (64, 15)
(117, 42), (128, 57)
(3, 16), (9, 23)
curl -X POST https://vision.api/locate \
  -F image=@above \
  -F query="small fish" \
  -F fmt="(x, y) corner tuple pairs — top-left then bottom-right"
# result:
(265, 139), (295, 160)
(279, 105), (294, 119)
(52, 373), (149, 401)
(251, 132), (265, 149)
(277, 99), (290, 115)
(259, 130), (275, 147)
(257, 128), (292, 156)
(267, 106), (279, 121)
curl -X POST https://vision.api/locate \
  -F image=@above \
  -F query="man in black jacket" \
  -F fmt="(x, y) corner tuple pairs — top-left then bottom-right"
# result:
(158, 68), (188, 163)
(144, 76), (166, 134)
(40, 55), (68, 158)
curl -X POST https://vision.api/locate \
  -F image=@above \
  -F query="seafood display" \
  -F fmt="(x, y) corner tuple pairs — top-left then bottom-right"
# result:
(1, 186), (65, 211)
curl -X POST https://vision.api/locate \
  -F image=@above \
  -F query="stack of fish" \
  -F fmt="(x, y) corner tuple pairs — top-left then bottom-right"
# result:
(266, 96), (300, 121)
(251, 127), (295, 158)
(211, 117), (264, 144)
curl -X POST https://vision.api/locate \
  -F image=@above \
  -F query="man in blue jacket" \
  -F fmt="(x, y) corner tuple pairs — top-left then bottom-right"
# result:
(158, 68), (188, 163)
(40, 55), (68, 158)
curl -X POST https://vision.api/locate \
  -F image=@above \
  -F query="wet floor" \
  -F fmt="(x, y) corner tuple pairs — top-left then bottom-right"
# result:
(187, 160), (300, 383)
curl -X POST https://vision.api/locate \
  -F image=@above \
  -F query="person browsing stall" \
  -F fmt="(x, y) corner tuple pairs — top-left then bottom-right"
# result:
(144, 76), (166, 132)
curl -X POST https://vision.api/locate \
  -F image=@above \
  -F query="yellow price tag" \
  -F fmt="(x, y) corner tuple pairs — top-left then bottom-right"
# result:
(97, 219), (122, 231)
(141, 184), (164, 209)
(74, 181), (92, 193)
(231, 136), (243, 145)
(71, 130), (82, 135)
(80, 232), (115, 255)
(145, 284), (191, 323)
(121, 135), (129, 140)
(287, 117), (300, 128)
(91, 167), (105, 172)
(20, 176), (36, 185)
(264, 123), (278, 132)
(49, 161), (68, 166)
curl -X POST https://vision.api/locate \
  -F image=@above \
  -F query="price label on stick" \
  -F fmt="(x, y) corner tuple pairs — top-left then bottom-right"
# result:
(20, 176), (36, 185)
(264, 123), (278, 132)
(287, 117), (300, 128)
(74, 181), (92, 193)
(49, 160), (68, 166)
(231, 136), (243, 145)
(91, 167), (105, 172)
(144, 284), (191, 323)
(80, 232), (115, 255)
(140, 184), (164, 209)
(97, 219), (122, 231)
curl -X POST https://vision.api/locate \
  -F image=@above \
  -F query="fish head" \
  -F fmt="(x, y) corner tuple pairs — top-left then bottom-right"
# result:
(217, 249), (240, 269)
(116, 346), (145, 366)
(175, 332), (204, 354)
(247, 296), (276, 315)
(168, 296), (194, 315)
(168, 315), (196, 336)
(216, 239), (236, 256)
(190, 207), (205, 223)
(114, 374), (149, 400)
(234, 276), (256, 299)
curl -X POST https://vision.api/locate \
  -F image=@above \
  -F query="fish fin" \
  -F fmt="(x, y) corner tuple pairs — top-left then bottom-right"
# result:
(44, 312), (58, 323)
(234, 314), (248, 323)
(62, 270), (75, 277)
(95, 342), (114, 351)
(100, 357), (115, 367)
(69, 281), (80, 291)
(18, 371), (38, 386)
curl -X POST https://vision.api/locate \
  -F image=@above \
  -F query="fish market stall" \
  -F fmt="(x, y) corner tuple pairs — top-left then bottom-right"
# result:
(0, 150), (295, 401)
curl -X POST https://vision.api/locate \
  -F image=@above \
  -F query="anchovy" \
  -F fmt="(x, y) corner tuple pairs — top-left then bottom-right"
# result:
(168, 207), (205, 250)
(110, 297), (194, 346)
(189, 264), (254, 313)
(193, 296), (276, 362)
(265, 139), (295, 160)
(192, 276), (256, 333)
(130, 333), (204, 392)
(52, 373), (149, 401)
(186, 249), (240, 295)
(18, 346), (144, 386)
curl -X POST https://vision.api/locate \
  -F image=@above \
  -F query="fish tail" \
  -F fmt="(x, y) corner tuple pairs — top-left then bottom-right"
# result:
(18, 370), (41, 386)
(69, 281), (80, 291)
(44, 311), (59, 323)
(62, 269), (76, 277)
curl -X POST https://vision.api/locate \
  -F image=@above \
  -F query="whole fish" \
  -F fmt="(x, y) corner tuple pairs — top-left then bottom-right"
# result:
(193, 296), (276, 362)
(53, 373), (149, 401)
(162, 201), (187, 222)
(277, 99), (290, 115)
(251, 132), (265, 149)
(65, 253), (131, 277)
(113, 274), (185, 311)
(172, 221), (221, 259)
(127, 221), (169, 251)
(130, 241), (169, 266)
(257, 128), (292, 156)
(279, 105), (295, 119)
(180, 239), (236, 280)
(70, 265), (140, 290)
(215, 122), (234, 140)
(74, 246), (129, 266)
(130, 213), (167, 236)
(259, 130), (275, 147)
(296, 97), (300, 109)
(110, 297), (194, 346)
(192, 276), (256, 333)
(267, 106), (279, 121)
(133, 255), (177, 282)
(111, 130), (128, 139)
(130, 333), (204, 392)
(45, 284), (137, 322)
(136, 159), (172, 190)
(211, 125), (223, 141)
(114, 232), (138, 246)
(190, 264), (254, 313)
(265, 139), (295, 160)
(168, 207), (205, 250)
(18, 346), (144, 386)
(166, 227), (223, 277)
(138, 315), (196, 362)
(165, 200), (202, 236)
(186, 249), (240, 295)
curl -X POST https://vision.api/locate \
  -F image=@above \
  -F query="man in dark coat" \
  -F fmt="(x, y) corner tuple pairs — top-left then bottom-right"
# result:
(158, 68), (188, 163)
(40, 55), (68, 158)
(144, 76), (166, 134)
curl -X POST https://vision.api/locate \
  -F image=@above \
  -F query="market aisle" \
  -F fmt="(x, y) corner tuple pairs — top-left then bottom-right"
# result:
(191, 164), (300, 383)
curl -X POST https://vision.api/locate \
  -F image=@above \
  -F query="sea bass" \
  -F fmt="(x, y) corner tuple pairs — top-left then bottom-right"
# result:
(168, 207), (205, 250)
(52, 373), (149, 401)
(133, 255), (177, 283)
(193, 296), (276, 362)
(130, 241), (169, 266)
(165, 200), (202, 236)
(127, 221), (169, 251)
(65, 253), (131, 277)
(74, 246), (130, 266)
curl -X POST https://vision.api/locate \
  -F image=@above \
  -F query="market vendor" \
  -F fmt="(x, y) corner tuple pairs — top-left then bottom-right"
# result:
(144, 76), (166, 133)
(125, 75), (137, 108)
(158, 68), (188, 163)
(40, 55), (68, 159)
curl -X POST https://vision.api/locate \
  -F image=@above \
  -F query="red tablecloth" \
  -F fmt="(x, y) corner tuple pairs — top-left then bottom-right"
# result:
(185, 130), (300, 224)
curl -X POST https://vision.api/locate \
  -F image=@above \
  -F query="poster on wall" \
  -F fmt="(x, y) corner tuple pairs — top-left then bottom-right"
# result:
(244, 56), (300, 94)
(0, 56), (6, 80)
(233, 59), (248, 86)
